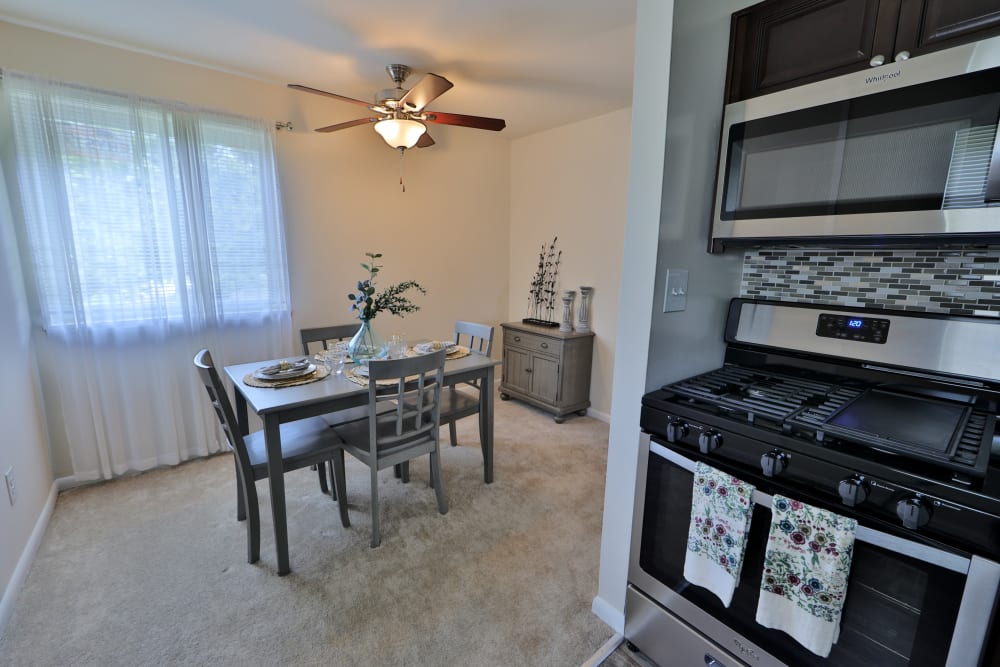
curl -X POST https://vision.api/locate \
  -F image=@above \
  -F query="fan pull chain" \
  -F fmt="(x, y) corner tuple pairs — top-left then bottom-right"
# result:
(399, 147), (406, 193)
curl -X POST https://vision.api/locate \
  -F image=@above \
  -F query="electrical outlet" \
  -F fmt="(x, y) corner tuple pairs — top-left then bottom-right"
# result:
(5, 467), (15, 506)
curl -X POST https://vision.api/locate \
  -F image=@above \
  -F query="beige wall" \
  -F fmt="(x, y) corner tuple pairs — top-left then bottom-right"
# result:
(0, 151), (54, 629)
(509, 109), (631, 419)
(0, 21), (512, 348)
(0, 18), (510, 617)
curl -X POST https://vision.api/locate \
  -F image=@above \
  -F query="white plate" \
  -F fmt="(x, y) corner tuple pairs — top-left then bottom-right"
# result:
(254, 363), (316, 381)
(414, 341), (456, 354)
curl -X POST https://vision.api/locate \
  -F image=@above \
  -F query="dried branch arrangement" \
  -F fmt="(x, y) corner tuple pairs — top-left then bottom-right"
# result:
(524, 237), (561, 326)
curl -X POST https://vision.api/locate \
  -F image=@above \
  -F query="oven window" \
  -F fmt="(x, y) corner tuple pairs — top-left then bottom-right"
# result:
(639, 452), (966, 666)
(720, 66), (1000, 221)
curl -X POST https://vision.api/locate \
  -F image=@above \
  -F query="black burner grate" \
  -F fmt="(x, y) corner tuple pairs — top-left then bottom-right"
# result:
(663, 365), (993, 478)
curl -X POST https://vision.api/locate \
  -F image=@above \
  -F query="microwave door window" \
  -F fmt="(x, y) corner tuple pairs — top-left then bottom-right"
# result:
(721, 67), (1000, 221)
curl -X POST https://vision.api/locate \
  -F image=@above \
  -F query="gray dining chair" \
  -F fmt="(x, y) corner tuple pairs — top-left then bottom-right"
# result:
(440, 321), (494, 448)
(193, 349), (350, 565)
(299, 323), (385, 498)
(300, 324), (357, 356)
(331, 349), (448, 548)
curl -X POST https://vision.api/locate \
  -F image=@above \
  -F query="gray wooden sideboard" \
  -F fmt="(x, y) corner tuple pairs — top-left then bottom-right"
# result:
(499, 321), (594, 423)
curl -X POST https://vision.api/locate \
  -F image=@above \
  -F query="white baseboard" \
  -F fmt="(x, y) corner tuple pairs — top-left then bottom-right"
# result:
(0, 480), (58, 639)
(55, 475), (79, 491)
(592, 594), (625, 634)
(586, 408), (610, 423)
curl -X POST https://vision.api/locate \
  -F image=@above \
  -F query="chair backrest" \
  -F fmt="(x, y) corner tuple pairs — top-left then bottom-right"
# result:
(364, 350), (447, 462)
(300, 324), (358, 355)
(454, 320), (494, 356)
(193, 349), (252, 473)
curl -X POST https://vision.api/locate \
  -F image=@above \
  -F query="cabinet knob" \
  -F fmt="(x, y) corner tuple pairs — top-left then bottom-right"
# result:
(869, 54), (885, 67)
(525, 368), (532, 374)
(894, 50), (910, 62)
(513, 336), (521, 342)
(540, 342), (548, 349)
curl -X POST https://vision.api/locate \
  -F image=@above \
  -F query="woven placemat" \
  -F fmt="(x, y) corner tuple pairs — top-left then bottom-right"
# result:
(405, 345), (470, 360)
(243, 365), (330, 388)
(346, 366), (440, 388)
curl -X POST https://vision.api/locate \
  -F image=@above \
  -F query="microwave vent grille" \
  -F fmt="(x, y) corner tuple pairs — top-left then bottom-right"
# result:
(942, 125), (999, 209)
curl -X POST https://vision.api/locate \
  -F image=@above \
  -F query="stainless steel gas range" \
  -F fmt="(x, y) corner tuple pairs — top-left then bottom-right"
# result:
(627, 299), (1000, 667)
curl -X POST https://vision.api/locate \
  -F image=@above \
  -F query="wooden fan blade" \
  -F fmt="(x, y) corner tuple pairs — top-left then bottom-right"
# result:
(416, 132), (435, 148)
(423, 111), (506, 132)
(398, 73), (454, 112)
(315, 118), (377, 133)
(288, 84), (373, 109)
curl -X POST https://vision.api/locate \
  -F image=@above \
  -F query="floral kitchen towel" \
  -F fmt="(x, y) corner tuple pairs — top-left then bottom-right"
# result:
(755, 495), (858, 658)
(683, 462), (756, 607)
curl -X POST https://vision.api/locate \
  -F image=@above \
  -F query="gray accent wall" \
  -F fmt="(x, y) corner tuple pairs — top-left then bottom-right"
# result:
(645, 0), (750, 390)
(741, 246), (1000, 316)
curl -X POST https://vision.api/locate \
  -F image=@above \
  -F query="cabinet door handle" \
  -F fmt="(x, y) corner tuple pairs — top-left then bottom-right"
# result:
(869, 54), (885, 67)
(540, 342), (548, 349)
(513, 336), (521, 342)
(894, 50), (910, 62)
(525, 368), (532, 373)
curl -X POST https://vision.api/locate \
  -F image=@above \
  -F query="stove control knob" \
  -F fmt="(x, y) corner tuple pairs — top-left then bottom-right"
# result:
(666, 419), (689, 443)
(698, 430), (723, 454)
(896, 496), (932, 530)
(760, 450), (789, 477)
(838, 476), (870, 507)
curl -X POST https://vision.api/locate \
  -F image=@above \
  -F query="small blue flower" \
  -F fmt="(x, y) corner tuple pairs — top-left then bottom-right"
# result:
(774, 498), (790, 511)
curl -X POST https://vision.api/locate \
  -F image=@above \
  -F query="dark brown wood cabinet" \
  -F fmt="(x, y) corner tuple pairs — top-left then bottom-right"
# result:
(726, 0), (1000, 103)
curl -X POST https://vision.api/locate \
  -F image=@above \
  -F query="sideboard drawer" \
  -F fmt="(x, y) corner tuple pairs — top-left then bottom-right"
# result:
(504, 329), (562, 357)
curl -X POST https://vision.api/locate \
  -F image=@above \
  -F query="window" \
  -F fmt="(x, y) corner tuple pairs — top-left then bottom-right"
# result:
(3, 71), (290, 331)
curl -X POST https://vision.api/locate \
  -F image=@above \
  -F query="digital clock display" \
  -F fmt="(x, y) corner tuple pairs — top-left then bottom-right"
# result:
(816, 313), (890, 344)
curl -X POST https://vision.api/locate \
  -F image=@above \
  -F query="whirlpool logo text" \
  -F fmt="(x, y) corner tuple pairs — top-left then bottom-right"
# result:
(865, 69), (902, 84)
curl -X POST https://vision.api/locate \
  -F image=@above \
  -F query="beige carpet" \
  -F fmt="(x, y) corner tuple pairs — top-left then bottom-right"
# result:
(0, 394), (615, 666)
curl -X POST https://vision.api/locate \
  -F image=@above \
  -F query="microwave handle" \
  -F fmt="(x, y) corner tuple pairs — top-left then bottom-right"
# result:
(985, 120), (1000, 201)
(650, 440), (970, 573)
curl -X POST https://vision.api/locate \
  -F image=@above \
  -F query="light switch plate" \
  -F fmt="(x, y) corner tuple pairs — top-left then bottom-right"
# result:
(663, 269), (689, 313)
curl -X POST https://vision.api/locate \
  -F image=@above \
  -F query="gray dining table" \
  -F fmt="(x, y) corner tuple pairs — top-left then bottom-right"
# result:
(224, 349), (500, 575)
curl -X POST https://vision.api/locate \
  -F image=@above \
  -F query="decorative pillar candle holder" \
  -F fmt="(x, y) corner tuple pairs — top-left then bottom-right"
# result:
(577, 286), (593, 333)
(560, 290), (576, 332)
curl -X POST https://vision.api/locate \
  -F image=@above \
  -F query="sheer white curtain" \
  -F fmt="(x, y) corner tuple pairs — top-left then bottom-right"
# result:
(2, 71), (293, 482)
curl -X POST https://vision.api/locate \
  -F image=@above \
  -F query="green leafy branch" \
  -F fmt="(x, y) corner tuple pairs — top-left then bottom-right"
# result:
(347, 252), (426, 321)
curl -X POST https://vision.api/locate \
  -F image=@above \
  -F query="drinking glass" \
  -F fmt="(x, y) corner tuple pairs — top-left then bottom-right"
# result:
(388, 334), (407, 359)
(330, 350), (347, 375)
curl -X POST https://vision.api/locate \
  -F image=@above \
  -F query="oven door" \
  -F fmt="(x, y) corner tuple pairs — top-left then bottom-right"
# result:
(626, 434), (1000, 667)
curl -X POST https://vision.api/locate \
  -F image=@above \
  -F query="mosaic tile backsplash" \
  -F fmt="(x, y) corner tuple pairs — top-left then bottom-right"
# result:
(740, 246), (1000, 317)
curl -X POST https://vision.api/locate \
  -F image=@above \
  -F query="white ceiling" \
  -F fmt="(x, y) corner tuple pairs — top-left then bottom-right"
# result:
(0, 0), (637, 139)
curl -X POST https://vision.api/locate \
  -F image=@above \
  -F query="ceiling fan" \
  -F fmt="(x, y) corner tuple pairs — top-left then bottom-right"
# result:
(289, 64), (506, 151)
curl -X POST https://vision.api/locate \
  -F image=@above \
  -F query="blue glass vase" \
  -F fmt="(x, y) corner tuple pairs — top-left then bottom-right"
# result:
(348, 319), (385, 362)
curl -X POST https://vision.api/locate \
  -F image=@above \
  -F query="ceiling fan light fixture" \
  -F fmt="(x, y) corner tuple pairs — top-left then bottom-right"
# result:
(373, 117), (426, 149)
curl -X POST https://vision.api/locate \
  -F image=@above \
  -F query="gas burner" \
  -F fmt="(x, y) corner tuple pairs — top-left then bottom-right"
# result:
(662, 364), (994, 479)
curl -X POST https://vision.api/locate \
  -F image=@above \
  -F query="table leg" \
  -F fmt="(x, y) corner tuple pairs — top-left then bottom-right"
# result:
(263, 415), (290, 575)
(234, 390), (250, 436)
(480, 365), (495, 484)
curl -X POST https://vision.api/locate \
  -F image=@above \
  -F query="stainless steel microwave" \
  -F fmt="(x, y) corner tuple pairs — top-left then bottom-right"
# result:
(710, 35), (1000, 253)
